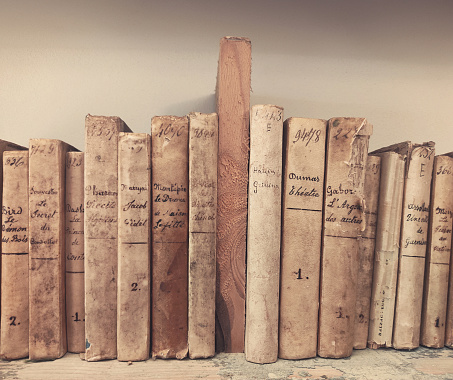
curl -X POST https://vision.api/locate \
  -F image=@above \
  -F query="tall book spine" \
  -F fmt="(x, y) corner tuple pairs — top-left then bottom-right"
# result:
(215, 36), (251, 353)
(188, 112), (218, 359)
(447, 224), (453, 347)
(420, 154), (453, 347)
(245, 105), (283, 364)
(0, 140), (26, 353)
(367, 152), (405, 348)
(117, 133), (151, 361)
(84, 114), (131, 361)
(279, 117), (327, 359)
(29, 139), (72, 360)
(151, 115), (189, 359)
(392, 143), (435, 349)
(353, 155), (381, 349)
(65, 152), (85, 353)
(318, 117), (372, 358)
(1, 151), (29, 360)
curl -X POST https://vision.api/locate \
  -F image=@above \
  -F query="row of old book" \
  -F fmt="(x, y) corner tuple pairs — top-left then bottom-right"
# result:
(1, 110), (452, 365)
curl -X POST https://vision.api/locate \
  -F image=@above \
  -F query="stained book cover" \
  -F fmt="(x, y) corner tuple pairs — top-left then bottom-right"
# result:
(372, 141), (435, 349)
(367, 152), (405, 348)
(84, 115), (132, 361)
(318, 117), (372, 358)
(151, 116), (188, 359)
(245, 105), (283, 364)
(215, 36), (251, 353)
(353, 155), (381, 349)
(65, 152), (85, 353)
(29, 139), (77, 360)
(1, 151), (29, 359)
(117, 133), (151, 361)
(421, 153), (453, 348)
(188, 112), (218, 359)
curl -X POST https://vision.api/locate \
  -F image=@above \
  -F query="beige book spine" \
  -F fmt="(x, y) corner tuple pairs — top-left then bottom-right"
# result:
(278, 117), (327, 359)
(447, 215), (453, 347)
(188, 112), (218, 359)
(245, 105), (283, 364)
(318, 117), (372, 358)
(421, 155), (453, 347)
(65, 152), (85, 353)
(393, 143), (435, 349)
(1, 151), (29, 360)
(151, 116), (189, 359)
(353, 155), (381, 349)
(0, 140), (26, 354)
(84, 114), (131, 361)
(367, 152), (405, 348)
(117, 133), (151, 361)
(215, 36), (251, 353)
(29, 139), (72, 360)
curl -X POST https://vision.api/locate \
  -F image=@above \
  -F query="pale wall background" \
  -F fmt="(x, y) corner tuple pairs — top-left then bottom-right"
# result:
(1, 0), (452, 154)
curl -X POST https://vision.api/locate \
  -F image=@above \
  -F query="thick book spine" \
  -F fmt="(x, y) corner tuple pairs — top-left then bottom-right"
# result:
(29, 139), (72, 360)
(188, 112), (218, 359)
(392, 143), (435, 349)
(151, 116), (189, 359)
(353, 155), (381, 349)
(0, 140), (26, 353)
(278, 118), (327, 359)
(215, 36), (251, 353)
(117, 133), (151, 361)
(65, 152), (85, 353)
(367, 152), (405, 348)
(420, 155), (453, 347)
(84, 115), (131, 361)
(318, 117), (372, 358)
(245, 105), (283, 364)
(1, 151), (29, 360)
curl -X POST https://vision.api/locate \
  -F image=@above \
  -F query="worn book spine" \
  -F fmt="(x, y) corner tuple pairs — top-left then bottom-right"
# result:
(65, 152), (85, 353)
(84, 114), (132, 361)
(392, 143), (435, 349)
(1, 151), (29, 360)
(151, 115), (189, 359)
(215, 36), (251, 353)
(245, 105), (283, 364)
(318, 117), (372, 358)
(367, 152), (405, 348)
(278, 118), (327, 359)
(188, 112), (218, 359)
(29, 139), (74, 360)
(353, 155), (381, 349)
(0, 139), (26, 353)
(447, 220), (453, 347)
(420, 154), (453, 348)
(117, 133), (151, 361)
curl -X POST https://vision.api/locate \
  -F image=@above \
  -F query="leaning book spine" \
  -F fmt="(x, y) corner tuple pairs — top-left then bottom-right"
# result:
(215, 36), (251, 353)
(367, 152), (405, 348)
(353, 155), (381, 349)
(245, 104), (283, 364)
(84, 114), (132, 361)
(420, 154), (453, 348)
(1, 151), (29, 360)
(318, 117), (372, 358)
(65, 152), (85, 353)
(151, 116), (189, 359)
(29, 139), (74, 360)
(188, 112), (218, 359)
(117, 133), (151, 362)
(278, 117), (327, 359)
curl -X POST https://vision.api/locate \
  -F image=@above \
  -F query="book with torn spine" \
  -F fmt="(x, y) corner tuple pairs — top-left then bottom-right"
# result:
(318, 117), (372, 358)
